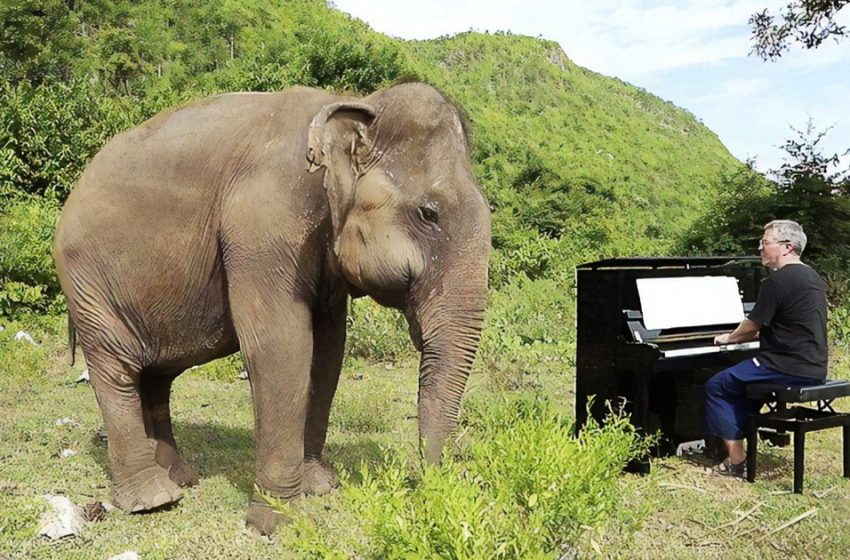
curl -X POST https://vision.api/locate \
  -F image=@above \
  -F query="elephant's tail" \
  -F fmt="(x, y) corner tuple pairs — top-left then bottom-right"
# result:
(68, 314), (76, 366)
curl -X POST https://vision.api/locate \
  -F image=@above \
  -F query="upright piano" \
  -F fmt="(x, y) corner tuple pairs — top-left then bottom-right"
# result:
(575, 257), (766, 456)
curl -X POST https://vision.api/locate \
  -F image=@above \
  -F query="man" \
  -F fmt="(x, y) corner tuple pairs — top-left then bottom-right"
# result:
(705, 219), (828, 476)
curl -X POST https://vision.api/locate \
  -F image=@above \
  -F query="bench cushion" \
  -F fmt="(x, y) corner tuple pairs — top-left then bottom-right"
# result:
(745, 380), (850, 403)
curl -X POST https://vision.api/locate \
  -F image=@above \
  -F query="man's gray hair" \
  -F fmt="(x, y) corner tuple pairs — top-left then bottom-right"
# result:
(764, 219), (807, 255)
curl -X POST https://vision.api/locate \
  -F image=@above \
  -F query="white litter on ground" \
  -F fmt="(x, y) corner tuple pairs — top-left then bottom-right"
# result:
(75, 369), (90, 383)
(108, 552), (140, 560)
(238, 370), (249, 380)
(60, 449), (77, 458)
(38, 494), (84, 540)
(14, 330), (38, 345)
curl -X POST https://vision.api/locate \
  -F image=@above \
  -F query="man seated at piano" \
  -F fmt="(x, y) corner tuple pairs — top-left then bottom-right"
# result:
(705, 219), (828, 476)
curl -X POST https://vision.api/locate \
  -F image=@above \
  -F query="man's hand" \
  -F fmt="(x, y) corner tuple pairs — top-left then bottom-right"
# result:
(714, 333), (732, 345)
(715, 318), (760, 346)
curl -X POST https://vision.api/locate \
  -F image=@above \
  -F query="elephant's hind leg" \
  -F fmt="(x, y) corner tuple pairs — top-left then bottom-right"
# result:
(140, 373), (199, 488)
(88, 355), (183, 512)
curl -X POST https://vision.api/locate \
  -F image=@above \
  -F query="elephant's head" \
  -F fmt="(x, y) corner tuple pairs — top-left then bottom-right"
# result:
(307, 82), (491, 463)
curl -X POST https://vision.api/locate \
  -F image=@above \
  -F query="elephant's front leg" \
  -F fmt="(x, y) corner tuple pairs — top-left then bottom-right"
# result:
(230, 290), (314, 535)
(304, 299), (347, 495)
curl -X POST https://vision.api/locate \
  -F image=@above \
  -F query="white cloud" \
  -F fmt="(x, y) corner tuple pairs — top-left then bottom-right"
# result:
(687, 77), (766, 105)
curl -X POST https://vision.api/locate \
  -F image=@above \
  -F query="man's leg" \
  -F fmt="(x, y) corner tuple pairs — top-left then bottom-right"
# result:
(705, 360), (757, 465)
(725, 439), (746, 464)
(706, 358), (819, 467)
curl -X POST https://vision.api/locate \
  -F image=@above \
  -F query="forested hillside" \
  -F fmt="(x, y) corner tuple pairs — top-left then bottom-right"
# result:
(407, 34), (738, 269)
(0, 0), (746, 315)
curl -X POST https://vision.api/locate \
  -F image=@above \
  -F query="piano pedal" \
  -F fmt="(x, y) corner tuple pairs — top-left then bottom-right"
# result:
(675, 439), (706, 456)
(757, 428), (791, 447)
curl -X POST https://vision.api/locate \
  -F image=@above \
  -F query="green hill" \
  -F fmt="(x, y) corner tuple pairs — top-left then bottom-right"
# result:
(407, 33), (738, 244)
(0, 0), (744, 313)
(401, 32), (741, 281)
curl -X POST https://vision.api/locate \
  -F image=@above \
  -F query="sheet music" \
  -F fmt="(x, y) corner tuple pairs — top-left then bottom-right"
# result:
(636, 276), (745, 331)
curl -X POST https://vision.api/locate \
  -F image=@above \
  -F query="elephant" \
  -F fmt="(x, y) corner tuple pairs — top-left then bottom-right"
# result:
(53, 82), (491, 534)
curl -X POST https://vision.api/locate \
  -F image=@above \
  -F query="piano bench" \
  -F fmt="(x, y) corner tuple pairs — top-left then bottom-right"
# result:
(745, 380), (850, 493)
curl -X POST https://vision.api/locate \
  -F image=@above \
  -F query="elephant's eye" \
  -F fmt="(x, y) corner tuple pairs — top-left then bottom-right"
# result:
(418, 205), (439, 225)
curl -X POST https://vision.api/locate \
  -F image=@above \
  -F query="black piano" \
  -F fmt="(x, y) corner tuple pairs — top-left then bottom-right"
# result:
(575, 257), (767, 457)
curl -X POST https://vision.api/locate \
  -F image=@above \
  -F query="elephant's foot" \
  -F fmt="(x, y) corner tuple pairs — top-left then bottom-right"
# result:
(245, 497), (292, 536)
(113, 465), (183, 513)
(303, 459), (339, 495)
(168, 458), (199, 488)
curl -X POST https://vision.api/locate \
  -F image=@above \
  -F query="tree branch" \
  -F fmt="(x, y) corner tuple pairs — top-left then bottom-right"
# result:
(750, 0), (849, 60)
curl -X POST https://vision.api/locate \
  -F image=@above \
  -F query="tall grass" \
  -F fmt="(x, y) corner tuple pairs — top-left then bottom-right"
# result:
(287, 393), (651, 559)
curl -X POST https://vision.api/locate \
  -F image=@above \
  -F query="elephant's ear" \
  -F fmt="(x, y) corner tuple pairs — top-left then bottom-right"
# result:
(306, 101), (377, 238)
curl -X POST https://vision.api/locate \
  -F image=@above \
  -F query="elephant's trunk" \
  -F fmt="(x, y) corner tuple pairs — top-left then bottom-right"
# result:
(409, 277), (487, 464)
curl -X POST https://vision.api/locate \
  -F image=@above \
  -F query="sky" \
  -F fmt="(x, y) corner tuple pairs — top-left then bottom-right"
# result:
(331, 0), (850, 174)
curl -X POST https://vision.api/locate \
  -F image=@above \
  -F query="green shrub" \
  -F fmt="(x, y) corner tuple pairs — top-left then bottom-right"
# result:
(345, 298), (414, 363)
(829, 304), (850, 347)
(321, 394), (650, 559)
(191, 353), (245, 382)
(489, 234), (564, 287)
(480, 277), (573, 382)
(0, 197), (62, 317)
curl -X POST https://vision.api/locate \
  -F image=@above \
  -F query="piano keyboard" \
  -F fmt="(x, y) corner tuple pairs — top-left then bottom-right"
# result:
(662, 341), (760, 358)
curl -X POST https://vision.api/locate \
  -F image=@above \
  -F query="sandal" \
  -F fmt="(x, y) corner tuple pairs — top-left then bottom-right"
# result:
(713, 458), (746, 478)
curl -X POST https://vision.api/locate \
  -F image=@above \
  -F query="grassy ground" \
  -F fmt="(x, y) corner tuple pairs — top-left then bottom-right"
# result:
(1, 316), (850, 559)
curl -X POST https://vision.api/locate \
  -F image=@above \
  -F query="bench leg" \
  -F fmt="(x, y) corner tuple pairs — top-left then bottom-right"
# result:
(844, 425), (850, 479)
(793, 429), (805, 494)
(746, 420), (758, 483)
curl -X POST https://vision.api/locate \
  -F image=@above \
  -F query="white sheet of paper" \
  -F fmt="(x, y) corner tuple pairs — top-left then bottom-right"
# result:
(636, 276), (745, 330)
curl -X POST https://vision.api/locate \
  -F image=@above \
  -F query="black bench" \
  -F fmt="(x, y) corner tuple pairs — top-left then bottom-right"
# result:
(745, 380), (850, 493)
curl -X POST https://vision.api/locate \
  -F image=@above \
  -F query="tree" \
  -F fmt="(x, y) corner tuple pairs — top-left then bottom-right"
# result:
(0, 0), (83, 84)
(677, 161), (776, 256)
(682, 124), (850, 276)
(770, 122), (850, 265)
(750, 0), (849, 60)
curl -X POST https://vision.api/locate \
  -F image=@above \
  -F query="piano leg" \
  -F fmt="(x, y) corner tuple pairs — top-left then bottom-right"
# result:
(793, 428), (805, 493)
(844, 425), (850, 479)
(746, 419), (758, 483)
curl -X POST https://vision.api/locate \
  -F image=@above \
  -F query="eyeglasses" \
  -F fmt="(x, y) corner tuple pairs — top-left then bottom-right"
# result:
(758, 239), (790, 249)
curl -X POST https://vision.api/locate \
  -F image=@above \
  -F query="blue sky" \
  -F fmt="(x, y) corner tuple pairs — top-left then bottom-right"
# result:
(332, 0), (849, 173)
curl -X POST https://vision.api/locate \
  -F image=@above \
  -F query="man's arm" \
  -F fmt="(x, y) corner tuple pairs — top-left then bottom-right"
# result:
(714, 318), (760, 345)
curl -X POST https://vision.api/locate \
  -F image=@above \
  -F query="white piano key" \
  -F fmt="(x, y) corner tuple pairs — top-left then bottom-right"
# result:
(662, 341), (759, 358)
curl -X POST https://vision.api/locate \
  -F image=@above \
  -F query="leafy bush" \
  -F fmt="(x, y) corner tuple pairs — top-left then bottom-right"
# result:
(0, 81), (143, 203)
(829, 304), (850, 347)
(481, 277), (573, 382)
(677, 161), (775, 256)
(290, 23), (410, 93)
(0, 197), (62, 317)
(345, 298), (414, 363)
(191, 353), (245, 382)
(320, 394), (649, 559)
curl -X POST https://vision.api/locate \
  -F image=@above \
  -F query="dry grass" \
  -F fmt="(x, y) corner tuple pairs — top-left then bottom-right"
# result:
(1, 317), (849, 559)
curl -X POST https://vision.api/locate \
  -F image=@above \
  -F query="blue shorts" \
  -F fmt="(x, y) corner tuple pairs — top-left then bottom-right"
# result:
(704, 358), (819, 440)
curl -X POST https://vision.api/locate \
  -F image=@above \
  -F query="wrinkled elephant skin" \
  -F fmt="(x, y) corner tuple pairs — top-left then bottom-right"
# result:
(53, 83), (491, 535)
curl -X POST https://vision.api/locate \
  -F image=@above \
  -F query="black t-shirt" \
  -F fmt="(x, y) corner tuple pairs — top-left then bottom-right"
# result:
(748, 263), (828, 380)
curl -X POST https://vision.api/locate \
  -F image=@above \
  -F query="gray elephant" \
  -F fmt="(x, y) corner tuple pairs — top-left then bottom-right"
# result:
(53, 82), (491, 534)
